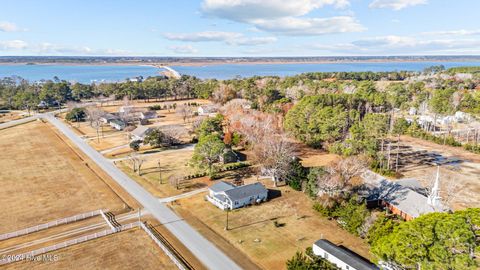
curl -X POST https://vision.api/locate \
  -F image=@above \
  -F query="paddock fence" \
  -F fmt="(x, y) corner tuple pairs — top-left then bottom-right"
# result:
(0, 209), (103, 241)
(0, 221), (139, 266)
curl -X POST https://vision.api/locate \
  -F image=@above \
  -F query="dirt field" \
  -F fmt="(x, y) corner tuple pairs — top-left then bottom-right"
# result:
(117, 148), (210, 198)
(398, 135), (480, 210)
(171, 179), (371, 270)
(4, 228), (178, 270)
(0, 121), (130, 234)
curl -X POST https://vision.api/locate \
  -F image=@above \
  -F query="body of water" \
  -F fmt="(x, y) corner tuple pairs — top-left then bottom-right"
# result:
(0, 64), (161, 83)
(1, 61), (480, 82)
(172, 61), (480, 79)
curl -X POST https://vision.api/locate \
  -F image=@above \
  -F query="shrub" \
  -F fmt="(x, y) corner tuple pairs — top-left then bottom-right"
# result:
(149, 105), (162, 110)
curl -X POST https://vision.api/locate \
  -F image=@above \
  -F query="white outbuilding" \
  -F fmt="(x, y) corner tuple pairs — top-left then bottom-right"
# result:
(312, 239), (379, 270)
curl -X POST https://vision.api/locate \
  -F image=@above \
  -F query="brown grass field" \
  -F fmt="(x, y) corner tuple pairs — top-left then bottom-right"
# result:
(171, 179), (371, 270)
(117, 148), (209, 198)
(4, 228), (178, 270)
(64, 98), (211, 153)
(0, 121), (131, 234)
(0, 110), (27, 124)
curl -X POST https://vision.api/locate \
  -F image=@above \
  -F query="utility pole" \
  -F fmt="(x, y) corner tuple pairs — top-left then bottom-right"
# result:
(224, 208), (230, 231)
(158, 160), (162, 184)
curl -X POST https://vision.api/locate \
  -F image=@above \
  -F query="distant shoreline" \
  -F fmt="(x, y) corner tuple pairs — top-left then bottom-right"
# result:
(1, 57), (480, 68)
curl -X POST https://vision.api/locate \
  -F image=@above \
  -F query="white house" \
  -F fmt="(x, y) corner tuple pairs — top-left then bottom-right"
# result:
(100, 113), (119, 124)
(206, 181), (268, 210)
(312, 239), (379, 270)
(139, 111), (157, 120)
(119, 105), (135, 113)
(130, 125), (153, 141)
(454, 111), (471, 123)
(198, 105), (219, 117)
(109, 119), (126, 130)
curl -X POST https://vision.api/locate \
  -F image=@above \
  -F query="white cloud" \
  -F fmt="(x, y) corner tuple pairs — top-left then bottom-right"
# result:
(369, 0), (427, 10)
(163, 31), (241, 42)
(422, 29), (480, 37)
(202, 0), (349, 21)
(308, 34), (480, 55)
(200, 0), (363, 36)
(0, 40), (28, 50)
(0, 21), (24, 32)
(35, 42), (129, 55)
(168, 45), (198, 54)
(163, 31), (277, 46)
(227, 36), (277, 46)
(253, 16), (365, 35)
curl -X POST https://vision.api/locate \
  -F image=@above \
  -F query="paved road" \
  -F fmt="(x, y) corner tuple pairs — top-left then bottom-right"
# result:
(42, 113), (241, 270)
(0, 115), (38, 129)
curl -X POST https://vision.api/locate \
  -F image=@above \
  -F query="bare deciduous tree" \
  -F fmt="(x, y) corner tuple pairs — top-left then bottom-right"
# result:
(255, 134), (297, 187)
(85, 106), (105, 142)
(315, 156), (367, 196)
(176, 104), (192, 123)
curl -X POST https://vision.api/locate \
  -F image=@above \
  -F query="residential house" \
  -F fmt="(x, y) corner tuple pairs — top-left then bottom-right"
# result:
(312, 239), (379, 270)
(119, 105), (135, 113)
(139, 110), (157, 120)
(100, 113), (119, 124)
(198, 104), (219, 117)
(206, 181), (268, 210)
(130, 125), (153, 141)
(110, 119), (126, 130)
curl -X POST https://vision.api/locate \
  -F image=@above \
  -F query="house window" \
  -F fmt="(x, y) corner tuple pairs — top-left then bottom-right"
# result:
(346, 266), (349, 270)
(235, 201), (238, 205)
(324, 252), (328, 259)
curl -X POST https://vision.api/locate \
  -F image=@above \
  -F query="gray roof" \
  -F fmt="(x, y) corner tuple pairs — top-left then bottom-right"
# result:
(110, 119), (125, 126)
(102, 113), (119, 121)
(314, 239), (379, 270)
(365, 179), (445, 218)
(224, 182), (267, 201)
(210, 181), (236, 193)
(141, 111), (157, 117)
(131, 126), (153, 138)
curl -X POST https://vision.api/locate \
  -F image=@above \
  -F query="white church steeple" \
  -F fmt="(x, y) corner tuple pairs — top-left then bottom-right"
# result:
(427, 166), (442, 208)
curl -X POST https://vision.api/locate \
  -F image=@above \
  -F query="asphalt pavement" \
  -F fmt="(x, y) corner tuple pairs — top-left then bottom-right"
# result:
(41, 114), (241, 270)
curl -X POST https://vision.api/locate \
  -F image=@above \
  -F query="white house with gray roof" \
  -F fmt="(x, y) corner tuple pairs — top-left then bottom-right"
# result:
(207, 181), (268, 210)
(313, 239), (379, 270)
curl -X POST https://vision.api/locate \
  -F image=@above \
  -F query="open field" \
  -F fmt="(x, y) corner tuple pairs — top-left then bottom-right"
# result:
(4, 228), (178, 270)
(63, 98), (211, 154)
(0, 121), (132, 234)
(117, 148), (210, 198)
(398, 135), (480, 210)
(0, 110), (28, 124)
(171, 179), (371, 270)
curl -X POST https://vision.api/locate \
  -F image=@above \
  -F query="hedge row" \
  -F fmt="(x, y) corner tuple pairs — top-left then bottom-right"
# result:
(183, 162), (250, 180)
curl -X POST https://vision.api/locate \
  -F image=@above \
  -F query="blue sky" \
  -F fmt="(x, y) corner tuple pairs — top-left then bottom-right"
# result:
(1, 0), (480, 56)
